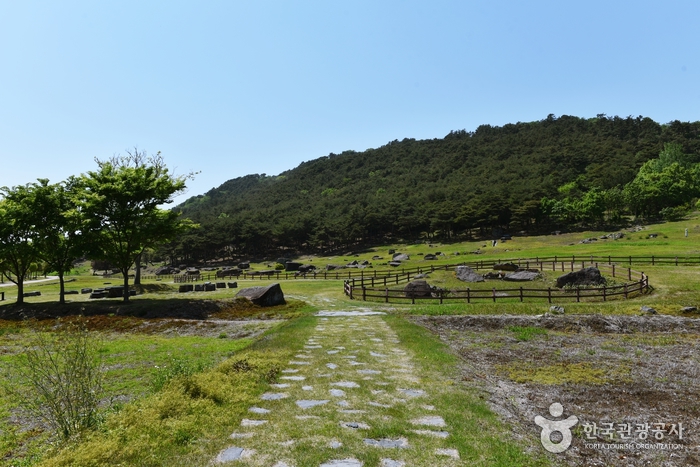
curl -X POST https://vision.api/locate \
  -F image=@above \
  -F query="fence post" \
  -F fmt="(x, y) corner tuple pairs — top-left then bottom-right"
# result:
(492, 288), (496, 303)
(371, 277), (375, 287)
(466, 288), (470, 304)
(624, 284), (628, 299)
(676, 256), (678, 266)
(547, 287), (552, 304)
(349, 285), (353, 300)
(385, 288), (389, 303)
(612, 264), (616, 277)
(608, 255), (611, 264)
(519, 287), (523, 302)
(628, 268), (632, 281)
(603, 285), (606, 302)
(439, 290), (443, 305)
(362, 286), (366, 301)
(652, 255), (655, 266)
(576, 287), (580, 303)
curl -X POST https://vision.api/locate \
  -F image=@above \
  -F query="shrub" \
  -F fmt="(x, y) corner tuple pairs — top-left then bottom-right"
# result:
(150, 357), (204, 392)
(4, 321), (105, 440)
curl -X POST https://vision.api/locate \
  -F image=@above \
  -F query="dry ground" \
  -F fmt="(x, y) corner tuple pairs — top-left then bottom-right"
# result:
(413, 314), (700, 467)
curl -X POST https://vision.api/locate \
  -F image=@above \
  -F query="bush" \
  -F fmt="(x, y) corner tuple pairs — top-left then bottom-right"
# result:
(150, 357), (204, 392)
(660, 205), (689, 221)
(4, 321), (105, 440)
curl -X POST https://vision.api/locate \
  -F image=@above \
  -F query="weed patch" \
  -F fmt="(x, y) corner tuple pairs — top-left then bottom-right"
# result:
(508, 325), (548, 341)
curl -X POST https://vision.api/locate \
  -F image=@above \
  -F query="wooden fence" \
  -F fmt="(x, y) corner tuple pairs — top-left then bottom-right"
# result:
(343, 260), (650, 305)
(143, 254), (698, 284)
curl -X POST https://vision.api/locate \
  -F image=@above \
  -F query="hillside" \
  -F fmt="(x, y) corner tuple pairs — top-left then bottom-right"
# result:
(171, 114), (700, 261)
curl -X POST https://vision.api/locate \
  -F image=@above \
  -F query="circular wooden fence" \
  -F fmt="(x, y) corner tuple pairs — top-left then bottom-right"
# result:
(343, 260), (650, 305)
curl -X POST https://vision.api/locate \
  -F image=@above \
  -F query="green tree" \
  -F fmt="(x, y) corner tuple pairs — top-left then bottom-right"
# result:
(79, 150), (194, 301)
(0, 186), (41, 304)
(19, 179), (85, 304)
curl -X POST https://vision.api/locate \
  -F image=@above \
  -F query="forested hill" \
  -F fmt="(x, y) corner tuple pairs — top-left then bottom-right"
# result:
(172, 115), (700, 260)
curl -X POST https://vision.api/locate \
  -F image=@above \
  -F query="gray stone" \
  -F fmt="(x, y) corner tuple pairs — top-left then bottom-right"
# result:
(556, 267), (606, 288)
(641, 305), (657, 314)
(296, 399), (329, 409)
(332, 381), (360, 388)
(392, 253), (410, 261)
(330, 389), (345, 397)
(235, 283), (285, 306)
(503, 271), (540, 281)
(436, 448), (460, 459)
(248, 407), (270, 414)
(455, 266), (484, 282)
(357, 369), (381, 375)
(403, 280), (432, 298)
(549, 305), (565, 314)
(260, 392), (288, 400)
(229, 432), (255, 439)
(320, 459), (363, 467)
(681, 306), (698, 312)
(341, 421), (370, 429)
(381, 460), (406, 467)
(178, 284), (193, 293)
(493, 262), (520, 271)
(215, 446), (244, 462)
(364, 438), (409, 448)
(412, 429), (449, 438)
(398, 388), (426, 397)
(280, 376), (305, 381)
(326, 363), (338, 369)
(411, 415), (446, 426)
(241, 419), (267, 426)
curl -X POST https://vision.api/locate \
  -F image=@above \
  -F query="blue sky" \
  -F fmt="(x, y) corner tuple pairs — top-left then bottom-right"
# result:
(1, 1), (699, 205)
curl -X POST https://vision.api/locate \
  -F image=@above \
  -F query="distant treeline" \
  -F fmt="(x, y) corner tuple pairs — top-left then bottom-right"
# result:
(168, 115), (700, 262)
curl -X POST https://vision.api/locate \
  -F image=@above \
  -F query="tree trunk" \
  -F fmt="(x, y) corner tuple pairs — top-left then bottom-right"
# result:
(16, 277), (24, 305)
(122, 269), (130, 302)
(134, 254), (142, 286)
(59, 273), (65, 305)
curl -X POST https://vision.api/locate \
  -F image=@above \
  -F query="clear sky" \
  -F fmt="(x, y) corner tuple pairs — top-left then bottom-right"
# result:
(1, 1), (699, 205)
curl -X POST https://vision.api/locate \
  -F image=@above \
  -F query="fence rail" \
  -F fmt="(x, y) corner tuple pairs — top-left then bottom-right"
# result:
(343, 260), (650, 305)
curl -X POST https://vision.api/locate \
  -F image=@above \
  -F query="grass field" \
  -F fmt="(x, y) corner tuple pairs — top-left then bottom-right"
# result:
(0, 215), (699, 465)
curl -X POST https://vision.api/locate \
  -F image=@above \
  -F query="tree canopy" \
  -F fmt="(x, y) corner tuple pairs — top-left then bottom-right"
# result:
(170, 115), (700, 261)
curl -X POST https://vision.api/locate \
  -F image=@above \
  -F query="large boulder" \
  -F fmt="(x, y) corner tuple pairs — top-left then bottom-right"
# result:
(493, 262), (519, 272)
(155, 266), (179, 275)
(392, 253), (410, 261)
(235, 283), (286, 306)
(455, 266), (484, 282)
(285, 262), (302, 272)
(404, 280), (432, 298)
(423, 254), (437, 260)
(503, 271), (540, 281)
(556, 267), (606, 288)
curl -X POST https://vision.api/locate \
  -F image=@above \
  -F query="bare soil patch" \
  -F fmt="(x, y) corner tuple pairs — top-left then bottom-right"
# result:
(413, 314), (700, 466)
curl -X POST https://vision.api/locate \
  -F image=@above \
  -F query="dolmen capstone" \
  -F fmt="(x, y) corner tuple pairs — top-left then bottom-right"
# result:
(556, 267), (606, 288)
(455, 266), (484, 282)
(503, 271), (540, 281)
(404, 280), (432, 298)
(235, 283), (286, 306)
(392, 253), (410, 261)
(493, 262), (519, 272)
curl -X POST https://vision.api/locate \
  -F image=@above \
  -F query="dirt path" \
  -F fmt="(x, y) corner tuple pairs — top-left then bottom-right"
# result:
(211, 310), (461, 466)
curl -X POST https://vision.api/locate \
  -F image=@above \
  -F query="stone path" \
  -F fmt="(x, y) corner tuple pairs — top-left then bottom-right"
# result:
(213, 310), (461, 466)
